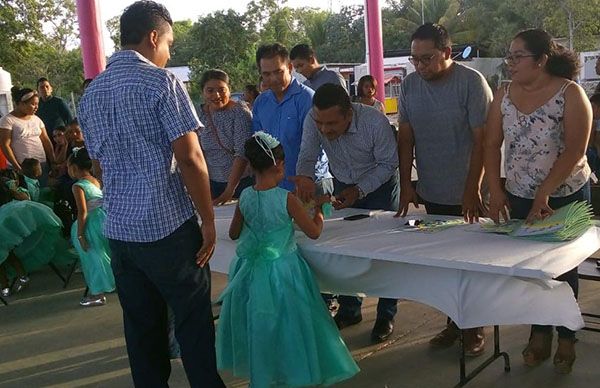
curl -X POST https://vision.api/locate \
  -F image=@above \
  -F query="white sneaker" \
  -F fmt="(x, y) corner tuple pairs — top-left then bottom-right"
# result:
(13, 276), (30, 294)
(1, 287), (10, 297)
(79, 295), (107, 307)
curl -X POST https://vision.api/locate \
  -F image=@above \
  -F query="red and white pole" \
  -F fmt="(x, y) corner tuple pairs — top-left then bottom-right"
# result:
(76, 0), (106, 79)
(365, 0), (385, 103)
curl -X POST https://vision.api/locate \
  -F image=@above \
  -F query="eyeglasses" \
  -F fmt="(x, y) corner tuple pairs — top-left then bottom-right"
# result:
(503, 54), (536, 65)
(408, 53), (438, 66)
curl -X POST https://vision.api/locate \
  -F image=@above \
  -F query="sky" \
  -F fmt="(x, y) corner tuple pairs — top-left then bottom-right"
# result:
(98, 0), (365, 54)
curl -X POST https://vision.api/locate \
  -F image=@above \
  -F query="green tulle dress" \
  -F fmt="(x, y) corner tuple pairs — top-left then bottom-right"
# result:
(70, 179), (115, 295)
(0, 199), (69, 273)
(24, 176), (54, 207)
(217, 187), (359, 387)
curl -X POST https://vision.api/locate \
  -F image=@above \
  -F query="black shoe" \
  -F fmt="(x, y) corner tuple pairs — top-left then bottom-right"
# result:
(371, 318), (394, 343)
(334, 313), (363, 330)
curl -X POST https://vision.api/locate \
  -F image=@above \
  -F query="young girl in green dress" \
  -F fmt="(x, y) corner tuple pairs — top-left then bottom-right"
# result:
(217, 132), (359, 387)
(68, 148), (115, 307)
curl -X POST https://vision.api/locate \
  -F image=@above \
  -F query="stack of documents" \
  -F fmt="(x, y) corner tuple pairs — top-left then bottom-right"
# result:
(481, 201), (594, 242)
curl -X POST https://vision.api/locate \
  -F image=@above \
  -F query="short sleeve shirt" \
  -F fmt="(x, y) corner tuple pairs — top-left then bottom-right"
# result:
(0, 113), (46, 164)
(78, 50), (202, 242)
(197, 103), (253, 182)
(398, 63), (492, 205)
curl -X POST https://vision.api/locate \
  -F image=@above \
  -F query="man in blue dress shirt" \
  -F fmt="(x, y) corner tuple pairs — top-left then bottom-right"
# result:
(252, 43), (330, 192)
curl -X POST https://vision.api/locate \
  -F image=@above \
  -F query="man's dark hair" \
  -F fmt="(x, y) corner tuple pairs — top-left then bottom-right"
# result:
(411, 23), (452, 50)
(290, 44), (315, 61)
(591, 93), (600, 106)
(256, 43), (289, 69)
(313, 83), (352, 115)
(36, 77), (49, 87)
(120, 1), (173, 46)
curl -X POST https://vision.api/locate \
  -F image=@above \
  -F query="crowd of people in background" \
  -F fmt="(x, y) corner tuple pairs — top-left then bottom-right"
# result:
(1, 0), (600, 387)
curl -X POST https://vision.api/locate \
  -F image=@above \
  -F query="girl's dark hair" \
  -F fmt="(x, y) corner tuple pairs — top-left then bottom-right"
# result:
(67, 147), (93, 171)
(11, 86), (37, 103)
(244, 136), (285, 173)
(514, 29), (580, 80)
(21, 158), (40, 176)
(357, 75), (377, 98)
(0, 169), (25, 204)
(244, 84), (259, 99)
(199, 69), (230, 90)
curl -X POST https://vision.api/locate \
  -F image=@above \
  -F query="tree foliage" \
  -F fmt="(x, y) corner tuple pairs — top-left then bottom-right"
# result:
(2, 0), (599, 106)
(0, 0), (82, 99)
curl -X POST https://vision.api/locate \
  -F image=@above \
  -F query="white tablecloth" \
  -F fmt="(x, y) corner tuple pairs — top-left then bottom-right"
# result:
(210, 205), (600, 330)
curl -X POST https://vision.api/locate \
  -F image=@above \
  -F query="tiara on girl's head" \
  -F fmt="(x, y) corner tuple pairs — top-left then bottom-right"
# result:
(253, 131), (280, 165)
(72, 146), (84, 157)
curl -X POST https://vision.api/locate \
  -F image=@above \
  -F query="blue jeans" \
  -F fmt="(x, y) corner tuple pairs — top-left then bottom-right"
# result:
(332, 172), (399, 211)
(335, 173), (400, 321)
(507, 181), (590, 339)
(109, 217), (224, 387)
(209, 176), (254, 199)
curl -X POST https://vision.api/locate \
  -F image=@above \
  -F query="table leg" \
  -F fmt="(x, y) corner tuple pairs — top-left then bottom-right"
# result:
(48, 263), (67, 286)
(454, 325), (510, 387)
(581, 312), (600, 332)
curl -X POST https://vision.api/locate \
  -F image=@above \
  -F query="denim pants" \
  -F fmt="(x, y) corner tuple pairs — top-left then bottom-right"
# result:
(507, 181), (590, 339)
(109, 217), (225, 388)
(209, 175), (254, 199)
(335, 173), (400, 321)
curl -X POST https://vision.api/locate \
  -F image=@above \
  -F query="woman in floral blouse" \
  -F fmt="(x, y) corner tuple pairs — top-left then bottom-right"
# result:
(484, 29), (592, 374)
(197, 69), (253, 205)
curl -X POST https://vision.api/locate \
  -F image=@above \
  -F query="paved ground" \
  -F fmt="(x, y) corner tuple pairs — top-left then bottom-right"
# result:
(1, 259), (600, 388)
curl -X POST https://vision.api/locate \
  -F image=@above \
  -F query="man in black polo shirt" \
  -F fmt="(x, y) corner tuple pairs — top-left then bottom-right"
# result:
(37, 77), (74, 134)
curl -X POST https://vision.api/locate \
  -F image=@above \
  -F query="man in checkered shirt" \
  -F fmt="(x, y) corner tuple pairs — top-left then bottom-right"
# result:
(78, 2), (224, 387)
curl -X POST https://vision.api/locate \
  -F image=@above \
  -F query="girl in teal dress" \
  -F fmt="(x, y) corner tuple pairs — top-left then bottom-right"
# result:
(217, 132), (359, 387)
(67, 148), (115, 307)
